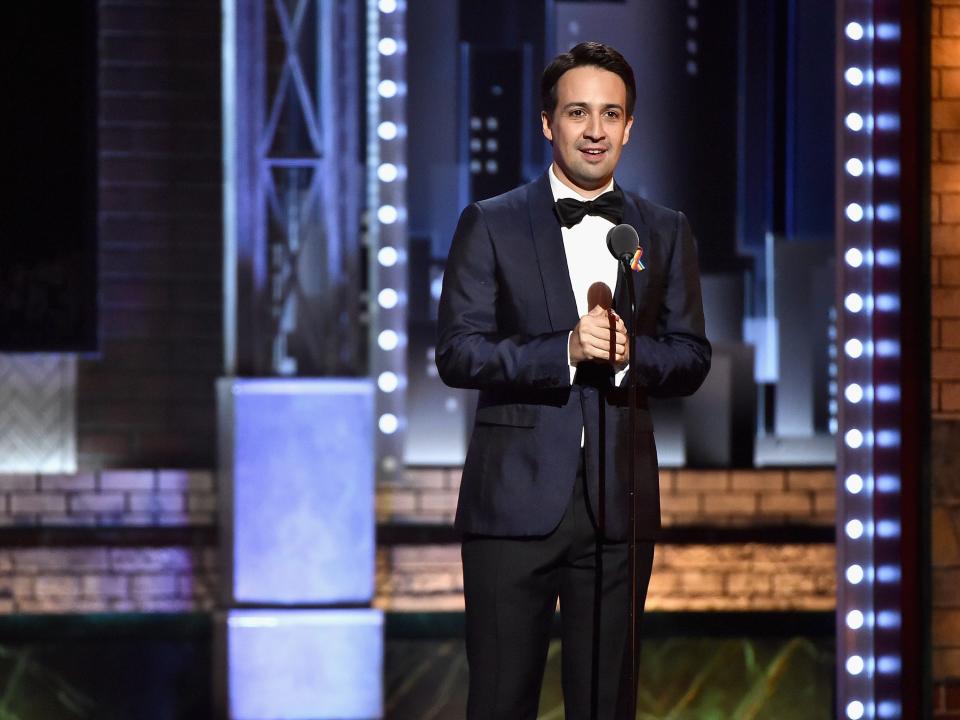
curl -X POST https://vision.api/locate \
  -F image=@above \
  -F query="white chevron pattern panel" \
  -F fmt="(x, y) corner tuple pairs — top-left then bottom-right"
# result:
(0, 355), (76, 472)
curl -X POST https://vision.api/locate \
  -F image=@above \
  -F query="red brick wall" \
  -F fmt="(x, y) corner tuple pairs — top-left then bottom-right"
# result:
(78, 0), (222, 469)
(933, 2), (960, 710)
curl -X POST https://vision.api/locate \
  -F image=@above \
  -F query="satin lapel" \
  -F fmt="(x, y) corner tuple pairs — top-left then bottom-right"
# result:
(613, 188), (651, 335)
(528, 173), (579, 331)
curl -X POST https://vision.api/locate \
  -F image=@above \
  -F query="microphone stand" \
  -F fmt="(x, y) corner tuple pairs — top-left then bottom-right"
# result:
(619, 254), (639, 720)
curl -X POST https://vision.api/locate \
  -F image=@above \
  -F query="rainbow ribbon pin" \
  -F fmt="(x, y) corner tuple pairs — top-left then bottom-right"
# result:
(630, 247), (645, 272)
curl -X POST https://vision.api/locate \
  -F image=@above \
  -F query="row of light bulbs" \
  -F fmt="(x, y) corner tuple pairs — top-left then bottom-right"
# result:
(842, 17), (872, 720)
(374, 1), (406, 442)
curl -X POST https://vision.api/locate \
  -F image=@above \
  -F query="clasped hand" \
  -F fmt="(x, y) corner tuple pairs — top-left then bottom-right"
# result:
(569, 305), (629, 368)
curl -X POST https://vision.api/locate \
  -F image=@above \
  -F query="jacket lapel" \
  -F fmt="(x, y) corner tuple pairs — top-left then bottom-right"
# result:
(613, 188), (651, 335)
(527, 172), (579, 331)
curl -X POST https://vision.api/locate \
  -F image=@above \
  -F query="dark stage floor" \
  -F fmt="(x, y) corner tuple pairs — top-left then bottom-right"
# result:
(0, 612), (833, 719)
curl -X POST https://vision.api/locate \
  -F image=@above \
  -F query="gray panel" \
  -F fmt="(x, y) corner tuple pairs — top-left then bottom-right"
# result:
(0, 354), (76, 472)
(218, 378), (375, 604)
(219, 609), (383, 719)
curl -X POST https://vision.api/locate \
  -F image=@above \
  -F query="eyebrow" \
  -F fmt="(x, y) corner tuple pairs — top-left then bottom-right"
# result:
(561, 102), (625, 112)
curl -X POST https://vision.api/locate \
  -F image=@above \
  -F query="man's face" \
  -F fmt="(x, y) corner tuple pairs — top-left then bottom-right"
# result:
(541, 65), (633, 197)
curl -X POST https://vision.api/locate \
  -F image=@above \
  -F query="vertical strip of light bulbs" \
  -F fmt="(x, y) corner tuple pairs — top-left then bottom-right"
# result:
(368, 0), (407, 481)
(836, 1), (909, 716)
(838, 6), (875, 720)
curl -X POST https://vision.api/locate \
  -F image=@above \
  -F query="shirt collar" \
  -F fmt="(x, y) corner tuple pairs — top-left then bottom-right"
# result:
(548, 163), (615, 202)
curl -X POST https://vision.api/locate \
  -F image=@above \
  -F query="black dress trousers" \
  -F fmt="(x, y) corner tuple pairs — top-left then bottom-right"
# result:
(461, 456), (655, 720)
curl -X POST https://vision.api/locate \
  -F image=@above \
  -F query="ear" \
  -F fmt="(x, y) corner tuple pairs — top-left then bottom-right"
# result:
(622, 115), (634, 147)
(541, 111), (554, 144)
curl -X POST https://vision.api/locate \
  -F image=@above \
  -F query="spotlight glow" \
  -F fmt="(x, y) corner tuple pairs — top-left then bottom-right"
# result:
(846, 564), (865, 584)
(845, 474), (864, 494)
(377, 246), (398, 267)
(845, 383), (864, 404)
(845, 67), (865, 86)
(378, 79), (398, 98)
(846, 519), (865, 539)
(846, 609), (865, 630)
(377, 121), (398, 140)
(845, 112), (864, 131)
(847, 700), (865, 720)
(378, 413), (399, 434)
(846, 655), (865, 675)
(378, 0), (397, 12)
(378, 163), (399, 182)
(845, 248), (864, 267)
(846, 158), (865, 176)
(378, 288), (399, 309)
(377, 371), (399, 393)
(845, 429), (864, 449)
(846, 203), (865, 222)
(377, 330), (399, 351)
(378, 205), (398, 224)
(845, 339), (864, 358)
(845, 21), (865, 40)
(845, 293), (864, 313)
(378, 38), (398, 56)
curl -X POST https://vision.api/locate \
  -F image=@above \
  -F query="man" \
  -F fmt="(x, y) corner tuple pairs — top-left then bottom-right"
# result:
(437, 42), (711, 719)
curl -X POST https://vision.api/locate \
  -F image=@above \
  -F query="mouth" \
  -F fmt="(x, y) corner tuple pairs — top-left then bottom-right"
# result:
(579, 147), (607, 161)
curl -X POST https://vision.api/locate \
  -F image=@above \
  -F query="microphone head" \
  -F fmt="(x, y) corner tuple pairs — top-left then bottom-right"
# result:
(606, 223), (640, 263)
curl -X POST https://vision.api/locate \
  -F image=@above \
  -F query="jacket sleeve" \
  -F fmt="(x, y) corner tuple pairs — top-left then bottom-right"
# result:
(631, 210), (712, 397)
(435, 203), (572, 392)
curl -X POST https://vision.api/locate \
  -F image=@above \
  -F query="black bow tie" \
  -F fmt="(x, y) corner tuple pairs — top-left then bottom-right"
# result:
(554, 187), (624, 228)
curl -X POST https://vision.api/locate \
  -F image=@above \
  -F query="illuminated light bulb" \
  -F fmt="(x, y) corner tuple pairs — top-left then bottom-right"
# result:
(845, 112), (864, 131)
(845, 474), (864, 494)
(378, 0), (397, 12)
(846, 564), (865, 584)
(846, 158), (864, 176)
(378, 38), (398, 56)
(378, 413), (399, 434)
(845, 248), (864, 267)
(378, 288), (399, 309)
(846, 655), (865, 675)
(377, 121), (398, 140)
(847, 700), (865, 720)
(845, 339), (864, 358)
(378, 205), (398, 224)
(844, 293), (864, 313)
(378, 79), (398, 98)
(378, 246), (398, 267)
(846, 203), (864, 222)
(845, 429), (864, 449)
(846, 519), (864, 539)
(845, 383), (864, 403)
(378, 163), (399, 182)
(378, 329), (399, 351)
(378, 371), (399, 393)
(845, 22), (865, 40)
(846, 609), (865, 629)
(845, 67), (865, 86)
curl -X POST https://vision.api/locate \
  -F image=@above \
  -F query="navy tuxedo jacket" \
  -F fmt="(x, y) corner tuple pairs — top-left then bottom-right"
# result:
(437, 171), (711, 542)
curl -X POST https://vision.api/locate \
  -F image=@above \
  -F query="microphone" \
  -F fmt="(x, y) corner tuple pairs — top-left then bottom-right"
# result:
(606, 223), (640, 265)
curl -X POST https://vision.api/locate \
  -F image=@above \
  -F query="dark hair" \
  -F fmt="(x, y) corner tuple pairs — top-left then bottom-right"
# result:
(541, 42), (636, 118)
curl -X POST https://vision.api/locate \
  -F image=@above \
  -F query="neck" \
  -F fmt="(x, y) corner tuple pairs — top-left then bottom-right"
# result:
(550, 163), (612, 199)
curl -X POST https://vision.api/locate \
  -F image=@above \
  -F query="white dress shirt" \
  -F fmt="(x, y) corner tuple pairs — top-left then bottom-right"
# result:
(548, 164), (629, 388)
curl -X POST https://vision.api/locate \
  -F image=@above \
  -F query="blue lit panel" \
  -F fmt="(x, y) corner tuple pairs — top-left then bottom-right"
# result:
(219, 378), (375, 604)
(225, 609), (383, 719)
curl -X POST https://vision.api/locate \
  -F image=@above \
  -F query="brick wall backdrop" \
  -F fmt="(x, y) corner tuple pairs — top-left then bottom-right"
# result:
(932, 3), (960, 711)
(78, 0), (222, 469)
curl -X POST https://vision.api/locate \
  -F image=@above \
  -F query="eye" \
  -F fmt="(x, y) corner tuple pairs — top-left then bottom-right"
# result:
(569, 108), (586, 117)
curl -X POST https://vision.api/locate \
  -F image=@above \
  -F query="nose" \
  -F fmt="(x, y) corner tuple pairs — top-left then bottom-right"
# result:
(583, 113), (605, 141)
